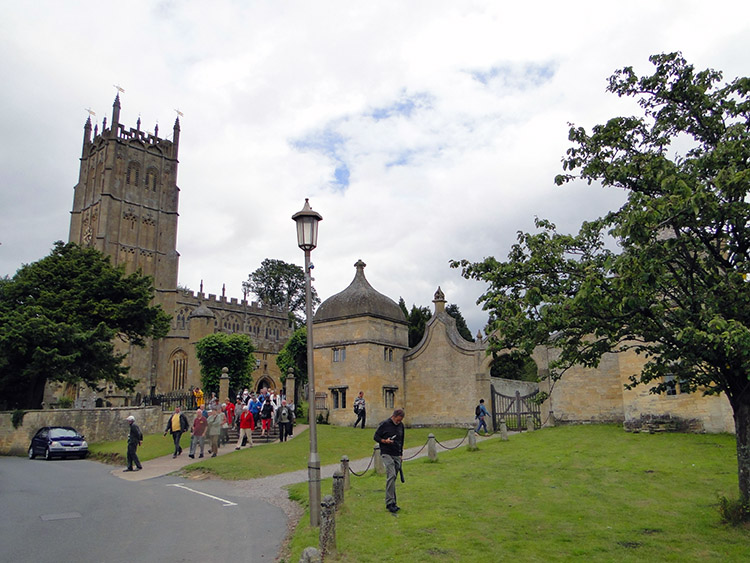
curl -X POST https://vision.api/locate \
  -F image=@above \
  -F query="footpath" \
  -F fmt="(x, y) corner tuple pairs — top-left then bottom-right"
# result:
(112, 425), (499, 483)
(111, 426), (503, 548)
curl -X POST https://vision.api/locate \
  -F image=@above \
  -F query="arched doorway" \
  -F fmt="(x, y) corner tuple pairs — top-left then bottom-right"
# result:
(255, 376), (277, 394)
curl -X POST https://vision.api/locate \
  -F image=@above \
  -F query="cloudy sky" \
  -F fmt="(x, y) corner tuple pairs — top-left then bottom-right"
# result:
(1, 1), (748, 335)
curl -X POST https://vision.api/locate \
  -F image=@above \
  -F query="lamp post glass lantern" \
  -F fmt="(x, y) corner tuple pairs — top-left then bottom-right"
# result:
(292, 198), (322, 526)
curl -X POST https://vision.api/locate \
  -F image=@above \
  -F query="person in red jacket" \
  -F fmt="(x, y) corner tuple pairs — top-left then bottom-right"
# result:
(235, 405), (255, 449)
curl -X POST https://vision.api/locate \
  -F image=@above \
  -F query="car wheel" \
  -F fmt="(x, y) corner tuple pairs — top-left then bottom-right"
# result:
(28, 447), (35, 460)
(44, 447), (52, 461)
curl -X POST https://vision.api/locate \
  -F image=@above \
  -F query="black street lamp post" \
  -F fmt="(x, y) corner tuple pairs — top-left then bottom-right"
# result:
(292, 198), (323, 526)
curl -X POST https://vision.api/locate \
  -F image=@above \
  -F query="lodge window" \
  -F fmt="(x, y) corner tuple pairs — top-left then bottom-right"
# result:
(330, 387), (348, 409)
(664, 374), (683, 395)
(333, 347), (346, 362)
(383, 347), (393, 362)
(383, 386), (397, 409)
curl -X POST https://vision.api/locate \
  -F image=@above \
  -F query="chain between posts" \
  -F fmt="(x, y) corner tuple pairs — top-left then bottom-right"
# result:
(433, 429), (471, 450)
(347, 449), (376, 477)
(348, 430), (475, 475)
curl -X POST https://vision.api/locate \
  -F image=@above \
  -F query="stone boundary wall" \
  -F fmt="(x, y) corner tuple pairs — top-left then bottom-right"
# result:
(0, 407), (168, 456)
(490, 377), (538, 397)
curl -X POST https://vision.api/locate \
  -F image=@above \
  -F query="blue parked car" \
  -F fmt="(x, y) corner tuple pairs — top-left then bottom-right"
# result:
(28, 426), (89, 460)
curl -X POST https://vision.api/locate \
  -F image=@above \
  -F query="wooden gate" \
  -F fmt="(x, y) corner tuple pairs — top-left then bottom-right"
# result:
(490, 385), (541, 431)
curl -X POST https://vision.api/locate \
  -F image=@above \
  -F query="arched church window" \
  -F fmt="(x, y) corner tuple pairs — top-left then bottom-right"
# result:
(127, 162), (140, 186)
(170, 350), (188, 390)
(146, 168), (158, 191)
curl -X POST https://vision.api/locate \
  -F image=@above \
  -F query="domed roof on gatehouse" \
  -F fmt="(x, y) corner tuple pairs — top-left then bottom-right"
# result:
(314, 259), (407, 324)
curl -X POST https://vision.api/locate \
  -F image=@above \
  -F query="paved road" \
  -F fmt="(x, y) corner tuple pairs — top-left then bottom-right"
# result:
(0, 455), (287, 563)
(2, 427), (496, 562)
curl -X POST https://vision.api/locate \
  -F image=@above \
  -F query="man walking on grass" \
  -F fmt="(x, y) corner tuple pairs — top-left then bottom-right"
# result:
(374, 408), (405, 513)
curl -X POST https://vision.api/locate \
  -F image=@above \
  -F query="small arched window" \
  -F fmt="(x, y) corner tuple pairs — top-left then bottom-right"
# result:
(126, 162), (140, 186)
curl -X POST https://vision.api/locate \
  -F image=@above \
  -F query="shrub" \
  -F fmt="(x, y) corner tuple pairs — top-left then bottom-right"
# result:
(11, 409), (25, 429)
(718, 495), (750, 525)
(57, 397), (73, 409)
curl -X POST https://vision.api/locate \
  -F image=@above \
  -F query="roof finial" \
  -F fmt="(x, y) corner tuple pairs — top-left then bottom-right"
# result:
(354, 259), (366, 271)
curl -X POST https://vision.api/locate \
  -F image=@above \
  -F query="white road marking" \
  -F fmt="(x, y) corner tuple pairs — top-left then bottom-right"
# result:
(41, 512), (82, 521)
(167, 483), (237, 506)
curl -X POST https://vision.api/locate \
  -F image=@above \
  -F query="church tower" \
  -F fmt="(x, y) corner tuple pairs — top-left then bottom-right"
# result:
(69, 95), (181, 292)
(68, 96), (182, 399)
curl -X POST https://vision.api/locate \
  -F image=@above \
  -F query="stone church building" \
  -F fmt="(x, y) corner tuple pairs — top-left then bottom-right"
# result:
(54, 96), (735, 434)
(59, 96), (291, 406)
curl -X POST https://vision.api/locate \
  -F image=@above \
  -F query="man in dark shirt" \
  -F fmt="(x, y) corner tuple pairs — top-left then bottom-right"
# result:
(373, 408), (405, 513)
(124, 415), (143, 472)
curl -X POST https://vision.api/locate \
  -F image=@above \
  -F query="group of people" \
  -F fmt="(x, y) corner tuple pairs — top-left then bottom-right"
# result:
(125, 386), (489, 516)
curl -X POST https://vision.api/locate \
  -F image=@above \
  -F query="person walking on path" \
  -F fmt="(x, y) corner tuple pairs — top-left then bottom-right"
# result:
(475, 399), (490, 435)
(189, 407), (207, 459)
(274, 399), (295, 442)
(236, 405), (255, 449)
(124, 415), (143, 472)
(353, 391), (366, 428)
(164, 406), (189, 458)
(259, 396), (274, 437)
(206, 406), (223, 457)
(373, 408), (405, 513)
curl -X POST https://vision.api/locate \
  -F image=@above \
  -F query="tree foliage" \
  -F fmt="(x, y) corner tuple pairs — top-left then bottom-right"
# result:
(276, 326), (307, 404)
(242, 258), (319, 325)
(195, 333), (255, 397)
(398, 298), (432, 348)
(0, 242), (171, 409)
(446, 303), (475, 342)
(490, 353), (538, 381)
(452, 53), (750, 501)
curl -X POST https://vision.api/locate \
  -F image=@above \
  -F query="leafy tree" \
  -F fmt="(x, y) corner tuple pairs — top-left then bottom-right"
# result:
(446, 303), (475, 342)
(403, 302), (432, 348)
(452, 53), (750, 503)
(242, 258), (320, 325)
(490, 353), (538, 381)
(0, 241), (171, 409)
(195, 333), (255, 397)
(276, 326), (307, 404)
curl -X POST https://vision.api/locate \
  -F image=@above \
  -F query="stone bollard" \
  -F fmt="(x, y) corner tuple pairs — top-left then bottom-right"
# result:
(499, 418), (509, 441)
(526, 415), (535, 432)
(340, 455), (350, 490)
(427, 433), (437, 461)
(333, 470), (344, 509)
(319, 495), (336, 558)
(374, 445), (385, 474)
(299, 547), (321, 563)
(468, 427), (478, 451)
(547, 411), (556, 427)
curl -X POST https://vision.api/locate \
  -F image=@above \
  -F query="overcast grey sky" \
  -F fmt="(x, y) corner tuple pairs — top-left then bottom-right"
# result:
(1, 1), (748, 335)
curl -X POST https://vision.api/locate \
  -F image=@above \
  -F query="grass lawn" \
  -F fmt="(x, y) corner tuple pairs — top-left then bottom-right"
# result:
(284, 425), (750, 562)
(88, 431), (190, 463)
(180, 425), (469, 480)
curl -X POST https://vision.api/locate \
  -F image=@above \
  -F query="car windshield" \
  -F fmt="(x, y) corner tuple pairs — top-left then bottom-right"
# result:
(49, 428), (80, 439)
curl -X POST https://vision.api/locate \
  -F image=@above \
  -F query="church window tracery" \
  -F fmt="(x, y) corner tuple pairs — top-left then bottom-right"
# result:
(170, 350), (188, 390)
(126, 162), (140, 186)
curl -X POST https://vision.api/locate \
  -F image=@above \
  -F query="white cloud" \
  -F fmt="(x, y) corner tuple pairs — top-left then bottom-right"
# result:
(2, 0), (749, 334)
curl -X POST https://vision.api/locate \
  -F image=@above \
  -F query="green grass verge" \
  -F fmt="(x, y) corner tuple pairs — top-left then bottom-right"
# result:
(88, 431), (191, 464)
(284, 425), (750, 562)
(180, 425), (468, 480)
